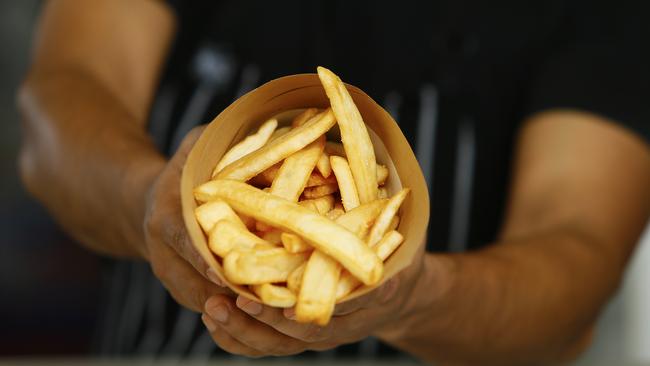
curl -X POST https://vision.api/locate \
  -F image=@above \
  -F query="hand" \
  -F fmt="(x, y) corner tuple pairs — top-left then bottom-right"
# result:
(200, 250), (425, 357)
(143, 126), (229, 312)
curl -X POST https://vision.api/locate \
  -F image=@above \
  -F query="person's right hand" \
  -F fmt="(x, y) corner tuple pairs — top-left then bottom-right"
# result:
(143, 127), (230, 312)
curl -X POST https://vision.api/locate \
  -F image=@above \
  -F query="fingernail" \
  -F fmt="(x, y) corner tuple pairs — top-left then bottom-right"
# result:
(283, 307), (296, 320)
(236, 296), (263, 315)
(201, 313), (217, 332)
(206, 268), (225, 287)
(207, 303), (229, 323)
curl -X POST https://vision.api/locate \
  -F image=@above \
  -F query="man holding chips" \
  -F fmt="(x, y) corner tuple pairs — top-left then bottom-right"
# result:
(18, 0), (650, 364)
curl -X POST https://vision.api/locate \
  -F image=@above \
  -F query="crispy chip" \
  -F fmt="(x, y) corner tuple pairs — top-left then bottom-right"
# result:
(336, 230), (404, 300)
(261, 229), (283, 245)
(318, 67), (378, 203)
(302, 183), (338, 199)
(216, 109), (335, 181)
(299, 195), (334, 215)
(213, 118), (278, 176)
(330, 156), (360, 211)
(287, 262), (306, 294)
(378, 187), (388, 199)
(281, 232), (312, 253)
(268, 126), (291, 143)
(316, 151), (333, 178)
(269, 137), (324, 202)
(223, 247), (308, 285)
(196, 180), (383, 285)
(292, 108), (320, 127)
(377, 165), (389, 186)
(367, 188), (410, 247)
(296, 251), (340, 325)
(195, 199), (246, 233)
(252, 284), (296, 308)
(208, 220), (274, 257)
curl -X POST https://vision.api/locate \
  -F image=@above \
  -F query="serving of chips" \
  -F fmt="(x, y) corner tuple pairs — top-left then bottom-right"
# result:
(188, 67), (420, 326)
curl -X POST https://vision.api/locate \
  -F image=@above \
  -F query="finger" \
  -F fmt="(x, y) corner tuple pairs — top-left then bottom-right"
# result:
(333, 277), (400, 316)
(205, 295), (308, 356)
(201, 314), (265, 358)
(236, 295), (333, 343)
(149, 235), (229, 312)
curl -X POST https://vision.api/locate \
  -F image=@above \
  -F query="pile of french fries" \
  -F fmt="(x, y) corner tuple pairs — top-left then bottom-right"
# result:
(194, 67), (410, 325)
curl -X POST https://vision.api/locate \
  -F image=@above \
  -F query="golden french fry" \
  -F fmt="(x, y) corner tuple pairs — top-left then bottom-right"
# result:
(287, 262), (306, 294)
(374, 230), (404, 261)
(378, 187), (388, 199)
(317, 66), (378, 203)
(208, 220), (274, 257)
(302, 183), (338, 199)
(336, 199), (387, 238)
(377, 165), (389, 186)
(261, 229), (283, 245)
(330, 156), (360, 211)
(194, 199), (246, 233)
(387, 215), (400, 232)
(299, 195), (334, 215)
(336, 230), (404, 300)
(316, 151), (332, 178)
(250, 164), (336, 188)
(325, 141), (346, 157)
(296, 251), (340, 325)
(326, 207), (345, 220)
(252, 284), (296, 308)
(281, 232), (312, 253)
(195, 180), (383, 285)
(255, 220), (273, 232)
(292, 108), (320, 127)
(269, 137), (324, 202)
(268, 126), (291, 143)
(367, 188), (410, 247)
(213, 118), (278, 176)
(223, 247), (308, 285)
(216, 109), (336, 181)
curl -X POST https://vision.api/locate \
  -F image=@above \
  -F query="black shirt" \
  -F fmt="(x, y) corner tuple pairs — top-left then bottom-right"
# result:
(97, 0), (650, 360)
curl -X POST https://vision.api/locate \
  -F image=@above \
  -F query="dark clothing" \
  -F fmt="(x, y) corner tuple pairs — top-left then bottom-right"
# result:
(97, 0), (650, 360)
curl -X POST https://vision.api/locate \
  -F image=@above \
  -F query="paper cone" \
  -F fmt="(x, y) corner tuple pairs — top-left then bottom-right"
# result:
(181, 74), (430, 305)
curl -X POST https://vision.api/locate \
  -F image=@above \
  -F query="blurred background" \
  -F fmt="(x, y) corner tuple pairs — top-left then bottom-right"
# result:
(1, 1), (649, 365)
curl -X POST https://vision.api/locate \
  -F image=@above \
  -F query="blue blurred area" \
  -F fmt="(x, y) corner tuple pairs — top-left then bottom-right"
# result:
(0, 1), (102, 355)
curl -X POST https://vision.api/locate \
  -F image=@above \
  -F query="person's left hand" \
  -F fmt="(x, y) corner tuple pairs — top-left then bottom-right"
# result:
(200, 252), (424, 357)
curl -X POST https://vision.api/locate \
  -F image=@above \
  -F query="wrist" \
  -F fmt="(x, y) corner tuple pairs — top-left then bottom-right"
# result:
(121, 152), (166, 260)
(376, 253), (458, 342)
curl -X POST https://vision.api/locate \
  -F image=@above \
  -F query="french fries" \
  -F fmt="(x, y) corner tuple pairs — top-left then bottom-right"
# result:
(298, 195), (334, 214)
(269, 137), (324, 201)
(193, 67), (412, 325)
(216, 108), (336, 181)
(252, 284), (296, 308)
(195, 198), (247, 232)
(195, 180), (383, 286)
(213, 118), (278, 176)
(302, 183), (338, 199)
(330, 156), (360, 211)
(208, 220), (274, 257)
(281, 232), (312, 253)
(223, 247), (308, 285)
(316, 152), (332, 178)
(318, 66), (378, 203)
(336, 230), (404, 300)
(367, 188), (410, 247)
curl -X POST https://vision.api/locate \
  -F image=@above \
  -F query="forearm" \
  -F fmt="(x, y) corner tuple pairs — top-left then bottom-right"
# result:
(18, 69), (166, 258)
(379, 227), (622, 365)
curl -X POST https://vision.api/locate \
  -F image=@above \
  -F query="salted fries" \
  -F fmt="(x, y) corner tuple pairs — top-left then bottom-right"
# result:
(193, 67), (410, 325)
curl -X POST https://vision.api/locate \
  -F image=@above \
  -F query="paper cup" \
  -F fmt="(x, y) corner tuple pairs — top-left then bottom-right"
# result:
(181, 74), (430, 304)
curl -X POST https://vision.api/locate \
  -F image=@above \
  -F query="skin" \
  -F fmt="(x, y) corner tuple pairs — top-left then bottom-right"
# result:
(18, 1), (650, 364)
